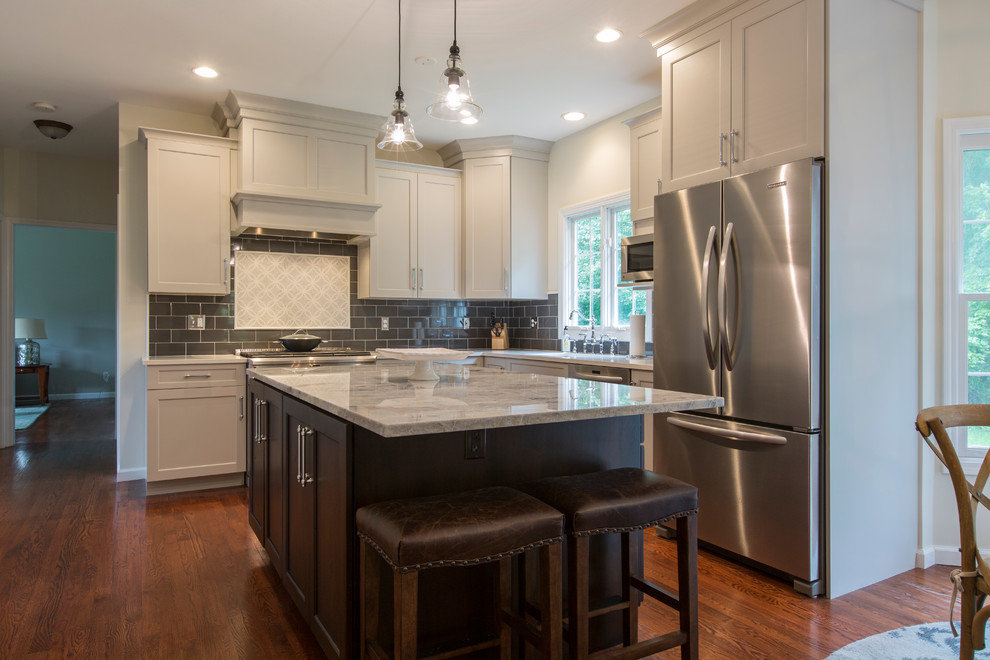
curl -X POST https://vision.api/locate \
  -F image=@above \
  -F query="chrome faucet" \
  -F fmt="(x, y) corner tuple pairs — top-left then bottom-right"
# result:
(569, 310), (597, 341)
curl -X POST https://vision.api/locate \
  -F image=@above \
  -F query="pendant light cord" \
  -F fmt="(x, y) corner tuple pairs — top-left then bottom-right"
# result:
(453, 0), (457, 47)
(397, 0), (402, 93)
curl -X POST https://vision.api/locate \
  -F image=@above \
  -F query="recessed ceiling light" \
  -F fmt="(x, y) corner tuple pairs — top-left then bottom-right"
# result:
(193, 66), (218, 79)
(562, 111), (586, 122)
(595, 28), (622, 43)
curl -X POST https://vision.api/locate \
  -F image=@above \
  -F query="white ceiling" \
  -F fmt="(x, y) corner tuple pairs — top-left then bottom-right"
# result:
(0, 0), (692, 162)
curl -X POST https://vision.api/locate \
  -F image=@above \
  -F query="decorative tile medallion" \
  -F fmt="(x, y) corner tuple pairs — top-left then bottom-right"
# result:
(235, 252), (350, 329)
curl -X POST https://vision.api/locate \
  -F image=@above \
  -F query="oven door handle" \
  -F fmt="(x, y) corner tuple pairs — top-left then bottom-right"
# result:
(667, 415), (787, 446)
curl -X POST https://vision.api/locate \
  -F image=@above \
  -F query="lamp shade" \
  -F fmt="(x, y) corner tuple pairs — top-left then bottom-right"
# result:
(15, 318), (46, 340)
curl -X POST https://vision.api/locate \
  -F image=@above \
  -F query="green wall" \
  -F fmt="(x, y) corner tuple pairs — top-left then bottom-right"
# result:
(14, 225), (115, 400)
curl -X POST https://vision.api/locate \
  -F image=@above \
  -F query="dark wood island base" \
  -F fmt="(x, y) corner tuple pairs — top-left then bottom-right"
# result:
(248, 380), (644, 659)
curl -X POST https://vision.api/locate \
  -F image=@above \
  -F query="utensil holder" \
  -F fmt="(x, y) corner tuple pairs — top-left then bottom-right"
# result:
(491, 329), (509, 350)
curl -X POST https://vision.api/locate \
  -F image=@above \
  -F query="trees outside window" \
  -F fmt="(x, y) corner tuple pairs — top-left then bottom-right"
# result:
(945, 118), (990, 455)
(561, 195), (650, 338)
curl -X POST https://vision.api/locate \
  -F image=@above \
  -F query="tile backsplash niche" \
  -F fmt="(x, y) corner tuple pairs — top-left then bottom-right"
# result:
(148, 233), (559, 357)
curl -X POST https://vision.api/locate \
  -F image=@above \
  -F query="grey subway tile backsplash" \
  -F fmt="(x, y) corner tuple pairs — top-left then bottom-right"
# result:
(147, 233), (560, 357)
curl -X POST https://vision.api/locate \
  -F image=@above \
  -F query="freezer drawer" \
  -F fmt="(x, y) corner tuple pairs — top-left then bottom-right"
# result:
(655, 412), (820, 591)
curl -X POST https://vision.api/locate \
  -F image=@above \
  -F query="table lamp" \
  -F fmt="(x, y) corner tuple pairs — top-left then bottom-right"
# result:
(15, 318), (46, 366)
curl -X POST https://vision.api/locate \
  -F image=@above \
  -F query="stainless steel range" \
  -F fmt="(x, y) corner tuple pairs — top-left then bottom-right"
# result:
(237, 347), (377, 367)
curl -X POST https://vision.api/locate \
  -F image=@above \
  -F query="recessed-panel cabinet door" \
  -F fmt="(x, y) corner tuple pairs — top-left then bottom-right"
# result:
(417, 172), (461, 299)
(264, 389), (286, 575)
(730, 0), (824, 174)
(661, 23), (731, 192)
(283, 410), (315, 615)
(369, 169), (417, 297)
(247, 380), (266, 543)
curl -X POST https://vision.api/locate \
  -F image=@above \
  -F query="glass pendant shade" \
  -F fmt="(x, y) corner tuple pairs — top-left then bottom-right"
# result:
(427, 48), (482, 122)
(378, 90), (423, 152)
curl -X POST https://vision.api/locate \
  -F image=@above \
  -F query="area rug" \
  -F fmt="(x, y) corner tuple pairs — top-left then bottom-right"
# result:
(14, 405), (49, 430)
(827, 622), (990, 659)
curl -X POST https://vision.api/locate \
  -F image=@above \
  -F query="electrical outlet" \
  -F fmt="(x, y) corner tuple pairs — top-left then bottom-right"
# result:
(187, 314), (206, 329)
(464, 429), (486, 459)
(102, 371), (110, 383)
(460, 317), (470, 329)
(530, 317), (539, 329)
(381, 317), (389, 331)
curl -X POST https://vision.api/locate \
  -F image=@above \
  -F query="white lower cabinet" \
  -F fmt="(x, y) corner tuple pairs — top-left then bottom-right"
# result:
(630, 370), (654, 471)
(146, 363), (247, 494)
(483, 356), (567, 377)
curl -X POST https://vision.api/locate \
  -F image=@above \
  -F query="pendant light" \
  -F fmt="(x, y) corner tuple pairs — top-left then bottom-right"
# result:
(426, 0), (483, 123)
(378, 0), (422, 152)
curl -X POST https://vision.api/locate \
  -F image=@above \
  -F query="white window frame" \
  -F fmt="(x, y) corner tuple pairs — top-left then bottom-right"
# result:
(943, 116), (990, 466)
(558, 192), (649, 340)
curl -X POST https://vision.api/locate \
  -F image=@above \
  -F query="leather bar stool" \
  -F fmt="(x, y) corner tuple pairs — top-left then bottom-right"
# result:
(520, 467), (699, 660)
(356, 486), (565, 660)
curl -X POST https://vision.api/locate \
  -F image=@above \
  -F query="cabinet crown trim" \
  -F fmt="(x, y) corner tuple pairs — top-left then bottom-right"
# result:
(218, 89), (384, 135)
(138, 127), (236, 148)
(623, 107), (662, 128)
(438, 135), (553, 168)
(375, 160), (461, 177)
(232, 190), (382, 213)
(641, 0), (754, 52)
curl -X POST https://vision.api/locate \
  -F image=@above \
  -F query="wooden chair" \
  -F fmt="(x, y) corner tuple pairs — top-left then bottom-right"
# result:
(916, 404), (990, 659)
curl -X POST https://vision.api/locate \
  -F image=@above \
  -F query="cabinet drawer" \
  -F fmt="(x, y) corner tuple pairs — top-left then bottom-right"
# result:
(148, 363), (246, 389)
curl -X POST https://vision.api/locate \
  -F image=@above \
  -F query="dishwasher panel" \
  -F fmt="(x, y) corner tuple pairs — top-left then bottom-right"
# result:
(656, 412), (821, 594)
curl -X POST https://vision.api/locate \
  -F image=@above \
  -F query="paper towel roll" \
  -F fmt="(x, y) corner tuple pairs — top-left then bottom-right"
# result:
(630, 314), (646, 357)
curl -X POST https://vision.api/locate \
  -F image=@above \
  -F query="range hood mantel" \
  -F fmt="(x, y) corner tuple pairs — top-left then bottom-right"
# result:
(218, 90), (385, 237)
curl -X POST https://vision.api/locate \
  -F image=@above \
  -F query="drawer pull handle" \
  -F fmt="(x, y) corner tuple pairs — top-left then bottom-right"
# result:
(183, 373), (212, 378)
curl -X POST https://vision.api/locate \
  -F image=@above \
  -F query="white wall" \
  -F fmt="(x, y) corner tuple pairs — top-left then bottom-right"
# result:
(546, 97), (661, 293)
(116, 103), (220, 480)
(2, 149), (116, 226)
(926, 0), (990, 562)
(826, 0), (921, 597)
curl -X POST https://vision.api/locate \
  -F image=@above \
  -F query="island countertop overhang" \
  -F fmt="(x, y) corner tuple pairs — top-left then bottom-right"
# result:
(248, 362), (721, 438)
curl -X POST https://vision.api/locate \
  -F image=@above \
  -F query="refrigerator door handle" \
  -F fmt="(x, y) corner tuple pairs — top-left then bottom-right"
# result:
(718, 221), (741, 370)
(701, 225), (718, 370)
(667, 415), (787, 446)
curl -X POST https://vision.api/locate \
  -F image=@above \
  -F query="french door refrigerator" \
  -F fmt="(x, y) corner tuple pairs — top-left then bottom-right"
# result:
(653, 158), (823, 596)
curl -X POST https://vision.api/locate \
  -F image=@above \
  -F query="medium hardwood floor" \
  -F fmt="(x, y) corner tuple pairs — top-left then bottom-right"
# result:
(2, 399), (956, 658)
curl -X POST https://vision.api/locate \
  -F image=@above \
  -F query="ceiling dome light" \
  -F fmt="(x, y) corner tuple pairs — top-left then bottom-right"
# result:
(34, 119), (73, 140)
(595, 28), (623, 43)
(193, 66), (218, 78)
(562, 111), (586, 122)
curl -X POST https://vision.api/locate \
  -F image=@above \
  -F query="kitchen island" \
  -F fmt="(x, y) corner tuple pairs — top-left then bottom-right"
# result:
(246, 362), (719, 659)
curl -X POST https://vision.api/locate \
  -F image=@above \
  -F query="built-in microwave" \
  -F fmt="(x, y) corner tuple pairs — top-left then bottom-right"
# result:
(620, 233), (653, 284)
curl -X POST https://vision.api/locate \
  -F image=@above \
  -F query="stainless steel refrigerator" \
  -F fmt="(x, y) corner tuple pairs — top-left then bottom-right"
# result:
(653, 158), (823, 596)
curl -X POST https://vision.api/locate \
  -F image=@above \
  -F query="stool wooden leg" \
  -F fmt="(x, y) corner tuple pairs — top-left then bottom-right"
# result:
(621, 531), (638, 646)
(394, 570), (418, 660)
(568, 535), (590, 660)
(676, 515), (699, 660)
(540, 543), (563, 659)
(498, 557), (512, 660)
(360, 541), (380, 660)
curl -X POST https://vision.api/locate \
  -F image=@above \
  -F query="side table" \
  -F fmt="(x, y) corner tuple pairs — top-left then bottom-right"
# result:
(15, 363), (49, 405)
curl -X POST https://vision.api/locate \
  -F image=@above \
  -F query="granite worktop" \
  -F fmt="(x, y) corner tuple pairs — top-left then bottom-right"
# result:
(477, 349), (653, 370)
(248, 362), (719, 438)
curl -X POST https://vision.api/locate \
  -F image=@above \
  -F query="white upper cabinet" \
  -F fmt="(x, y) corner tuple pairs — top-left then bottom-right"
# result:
(141, 128), (236, 295)
(440, 137), (552, 300)
(358, 163), (461, 299)
(655, 0), (824, 191)
(216, 90), (384, 236)
(625, 107), (663, 223)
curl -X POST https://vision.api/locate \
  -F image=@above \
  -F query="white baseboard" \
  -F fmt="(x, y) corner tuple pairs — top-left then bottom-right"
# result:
(116, 467), (146, 482)
(146, 473), (245, 496)
(916, 546), (936, 568)
(932, 545), (963, 567)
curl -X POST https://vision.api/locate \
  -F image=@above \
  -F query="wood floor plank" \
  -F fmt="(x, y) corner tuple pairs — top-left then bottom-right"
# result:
(0, 399), (966, 658)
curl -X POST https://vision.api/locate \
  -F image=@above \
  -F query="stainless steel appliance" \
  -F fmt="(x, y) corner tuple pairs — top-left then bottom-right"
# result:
(566, 363), (630, 384)
(652, 158), (823, 596)
(620, 233), (653, 284)
(237, 347), (377, 368)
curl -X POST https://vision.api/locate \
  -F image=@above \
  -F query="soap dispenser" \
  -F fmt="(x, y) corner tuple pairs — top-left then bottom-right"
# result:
(561, 326), (572, 352)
